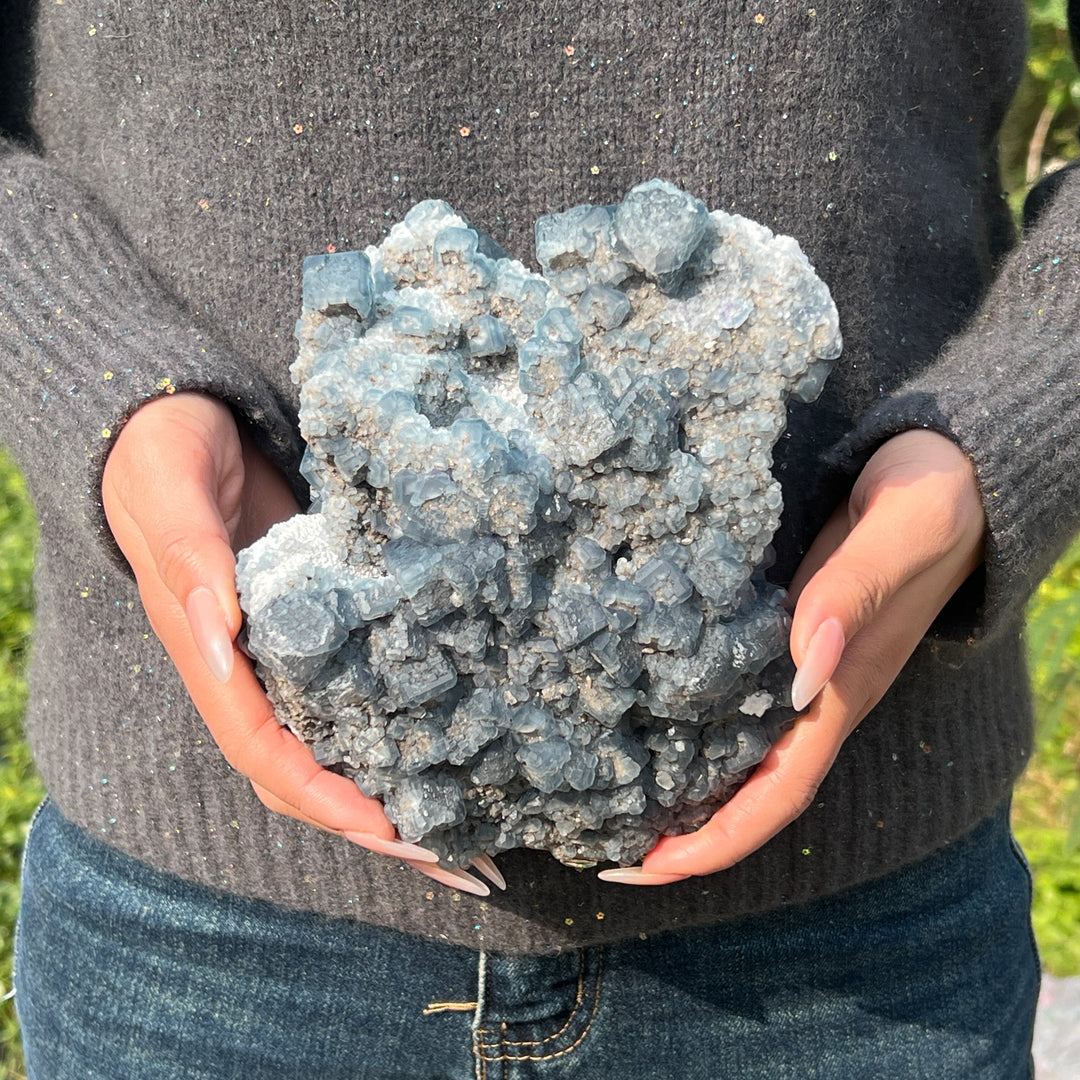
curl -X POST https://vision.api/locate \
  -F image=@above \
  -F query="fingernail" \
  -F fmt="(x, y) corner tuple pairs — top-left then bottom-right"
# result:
(790, 616), (846, 711)
(412, 863), (491, 897)
(185, 587), (234, 683)
(343, 832), (440, 864)
(469, 854), (507, 891)
(597, 867), (691, 886)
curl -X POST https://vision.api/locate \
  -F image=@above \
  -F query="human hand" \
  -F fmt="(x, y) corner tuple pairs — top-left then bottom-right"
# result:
(599, 429), (986, 884)
(102, 391), (499, 895)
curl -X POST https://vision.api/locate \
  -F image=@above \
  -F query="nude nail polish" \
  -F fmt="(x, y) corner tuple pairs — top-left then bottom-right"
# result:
(469, 854), (507, 891)
(342, 832), (441, 863)
(413, 863), (491, 897)
(185, 587), (234, 683)
(596, 867), (691, 886)
(790, 616), (846, 711)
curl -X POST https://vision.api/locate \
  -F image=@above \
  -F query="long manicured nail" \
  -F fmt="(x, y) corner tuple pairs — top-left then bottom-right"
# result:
(790, 616), (846, 711)
(185, 587), (234, 683)
(469, 854), (507, 890)
(343, 832), (440, 863)
(412, 863), (491, 897)
(597, 867), (691, 886)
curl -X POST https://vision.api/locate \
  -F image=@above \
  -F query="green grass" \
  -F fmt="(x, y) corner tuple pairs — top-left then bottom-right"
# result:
(1014, 534), (1080, 976)
(0, 449), (41, 1080)
(1003, 0), (1080, 971)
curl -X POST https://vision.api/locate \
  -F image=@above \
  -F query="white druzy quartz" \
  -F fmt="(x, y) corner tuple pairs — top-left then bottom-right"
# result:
(236, 180), (841, 869)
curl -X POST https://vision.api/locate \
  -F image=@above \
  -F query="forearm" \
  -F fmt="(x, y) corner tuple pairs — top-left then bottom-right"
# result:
(826, 161), (1080, 638)
(0, 143), (304, 555)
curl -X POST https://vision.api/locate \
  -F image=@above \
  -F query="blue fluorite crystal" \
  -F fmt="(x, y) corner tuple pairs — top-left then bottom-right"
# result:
(236, 181), (841, 869)
(301, 250), (375, 318)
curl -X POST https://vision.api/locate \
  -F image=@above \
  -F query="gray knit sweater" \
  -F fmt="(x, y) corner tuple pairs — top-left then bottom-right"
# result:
(2, 0), (1078, 953)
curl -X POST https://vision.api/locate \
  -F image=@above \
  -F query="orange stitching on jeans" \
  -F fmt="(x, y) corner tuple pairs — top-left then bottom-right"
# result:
(474, 949), (603, 1063)
(495, 951), (587, 1049)
(424, 1000), (478, 1015)
(473, 950), (590, 1049)
(474, 989), (583, 1051)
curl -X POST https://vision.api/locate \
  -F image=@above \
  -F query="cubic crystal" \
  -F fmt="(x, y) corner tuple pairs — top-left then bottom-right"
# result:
(236, 181), (841, 869)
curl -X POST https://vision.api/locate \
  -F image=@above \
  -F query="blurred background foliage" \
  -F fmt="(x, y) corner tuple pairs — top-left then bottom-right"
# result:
(1, 2), (1080, 1076)
(0, 450), (42, 1079)
(1001, 0), (1080, 214)
(1001, 0), (1080, 981)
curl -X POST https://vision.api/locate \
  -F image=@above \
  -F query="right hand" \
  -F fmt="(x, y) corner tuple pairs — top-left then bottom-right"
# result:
(101, 391), (497, 893)
(605, 429), (985, 886)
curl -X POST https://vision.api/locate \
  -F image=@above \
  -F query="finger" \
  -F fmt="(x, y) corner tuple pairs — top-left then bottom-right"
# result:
(813, 547), (981, 727)
(137, 463), (242, 642)
(256, 765), (506, 885)
(103, 398), (246, 654)
(251, 780), (338, 832)
(640, 547), (978, 879)
(185, 586), (236, 683)
(408, 861), (491, 897)
(791, 487), (957, 662)
(639, 698), (845, 877)
(469, 854), (507, 891)
(201, 680), (396, 838)
(786, 499), (904, 714)
(791, 432), (983, 666)
(124, 546), (397, 838)
(789, 616), (846, 711)
(596, 867), (691, 886)
(789, 489), (982, 719)
(787, 503), (851, 603)
(103, 496), (244, 688)
(341, 834), (442, 863)
(254, 781), (437, 861)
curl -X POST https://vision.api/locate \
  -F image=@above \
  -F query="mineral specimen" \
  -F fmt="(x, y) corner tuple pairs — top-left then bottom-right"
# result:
(236, 180), (841, 870)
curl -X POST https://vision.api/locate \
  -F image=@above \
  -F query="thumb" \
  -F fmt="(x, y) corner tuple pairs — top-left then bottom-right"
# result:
(787, 430), (983, 710)
(787, 489), (923, 710)
(102, 393), (245, 681)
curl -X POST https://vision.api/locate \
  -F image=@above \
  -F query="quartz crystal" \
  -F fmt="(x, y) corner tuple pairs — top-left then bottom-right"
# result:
(236, 180), (841, 869)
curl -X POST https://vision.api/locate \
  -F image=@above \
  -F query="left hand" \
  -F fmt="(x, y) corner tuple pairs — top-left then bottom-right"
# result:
(599, 429), (986, 884)
(102, 392), (500, 895)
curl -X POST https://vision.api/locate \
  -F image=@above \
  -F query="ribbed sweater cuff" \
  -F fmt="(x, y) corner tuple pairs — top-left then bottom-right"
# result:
(0, 146), (304, 558)
(826, 163), (1080, 640)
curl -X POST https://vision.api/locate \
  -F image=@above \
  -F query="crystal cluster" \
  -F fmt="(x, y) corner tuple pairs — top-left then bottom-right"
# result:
(236, 180), (841, 868)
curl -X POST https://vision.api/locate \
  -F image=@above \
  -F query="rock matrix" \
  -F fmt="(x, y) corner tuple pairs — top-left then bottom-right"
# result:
(236, 180), (841, 868)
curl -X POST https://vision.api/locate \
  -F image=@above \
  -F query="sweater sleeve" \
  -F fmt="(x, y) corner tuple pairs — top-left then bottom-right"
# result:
(826, 157), (1080, 638)
(0, 141), (305, 557)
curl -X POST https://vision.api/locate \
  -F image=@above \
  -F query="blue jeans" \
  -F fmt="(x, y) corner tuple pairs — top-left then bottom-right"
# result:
(15, 798), (1038, 1079)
